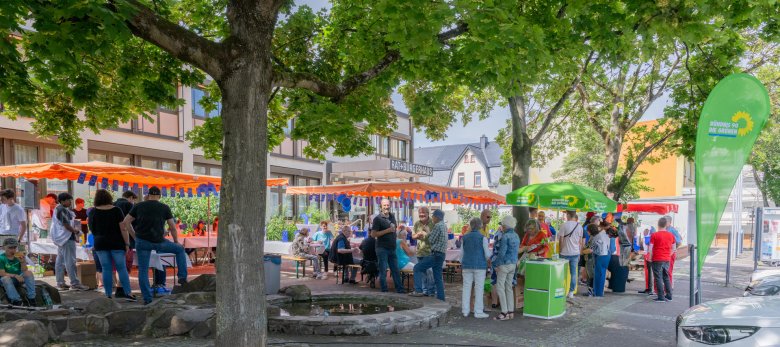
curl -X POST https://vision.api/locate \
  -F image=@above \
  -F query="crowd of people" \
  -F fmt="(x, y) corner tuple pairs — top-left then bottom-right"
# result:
(0, 186), (192, 307)
(283, 200), (685, 320)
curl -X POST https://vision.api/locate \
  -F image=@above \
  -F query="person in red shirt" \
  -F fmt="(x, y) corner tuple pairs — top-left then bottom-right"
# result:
(648, 218), (676, 303)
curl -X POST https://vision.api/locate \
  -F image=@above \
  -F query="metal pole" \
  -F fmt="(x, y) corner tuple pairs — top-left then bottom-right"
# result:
(689, 244), (696, 307)
(696, 273), (702, 304)
(755, 207), (762, 272)
(734, 171), (744, 256)
(726, 227), (732, 287)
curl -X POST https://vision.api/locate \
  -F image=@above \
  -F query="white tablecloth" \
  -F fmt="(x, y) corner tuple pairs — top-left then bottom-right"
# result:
(446, 249), (462, 262)
(30, 241), (91, 260)
(181, 236), (217, 249)
(265, 241), (291, 255)
(133, 251), (193, 271)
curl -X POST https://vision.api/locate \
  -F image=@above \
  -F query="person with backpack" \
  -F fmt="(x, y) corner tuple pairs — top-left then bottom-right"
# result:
(557, 211), (583, 298)
(51, 193), (90, 291)
(331, 226), (358, 284)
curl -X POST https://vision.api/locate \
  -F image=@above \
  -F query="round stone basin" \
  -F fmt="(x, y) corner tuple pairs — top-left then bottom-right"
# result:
(271, 299), (415, 317)
(267, 292), (450, 336)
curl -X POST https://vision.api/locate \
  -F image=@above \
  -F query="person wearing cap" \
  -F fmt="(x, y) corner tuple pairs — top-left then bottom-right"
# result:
(0, 238), (36, 306)
(122, 186), (188, 305)
(411, 209), (447, 300)
(51, 193), (89, 291)
(492, 215), (520, 321)
(0, 190), (27, 251)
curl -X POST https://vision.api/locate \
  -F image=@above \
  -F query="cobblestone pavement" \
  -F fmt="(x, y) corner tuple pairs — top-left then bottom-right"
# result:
(48, 248), (757, 346)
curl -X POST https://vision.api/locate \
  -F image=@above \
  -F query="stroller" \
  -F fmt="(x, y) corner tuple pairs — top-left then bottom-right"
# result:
(361, 259), (378, 288)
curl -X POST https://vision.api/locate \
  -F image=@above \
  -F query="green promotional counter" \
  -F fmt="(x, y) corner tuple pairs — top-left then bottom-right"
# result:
(523, 259), (567, 319)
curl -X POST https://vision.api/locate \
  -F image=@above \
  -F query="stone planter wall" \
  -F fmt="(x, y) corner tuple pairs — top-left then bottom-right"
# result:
(0, 292), (216, 347)
(267, 292), (451, 336)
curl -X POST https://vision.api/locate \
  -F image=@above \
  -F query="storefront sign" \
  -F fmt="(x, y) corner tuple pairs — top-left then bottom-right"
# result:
(390, 160), (433, 176)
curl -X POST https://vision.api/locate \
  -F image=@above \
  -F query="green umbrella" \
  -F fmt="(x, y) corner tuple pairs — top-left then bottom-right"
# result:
(505, 183), (617, 212)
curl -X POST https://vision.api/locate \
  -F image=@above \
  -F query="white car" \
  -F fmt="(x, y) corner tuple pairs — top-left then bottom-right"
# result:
(677, 296), (780, 346)
(751, 269), (780, 282)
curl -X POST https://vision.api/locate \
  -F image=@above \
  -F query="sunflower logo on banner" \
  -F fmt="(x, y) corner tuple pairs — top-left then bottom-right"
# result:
(732, 111), (754, 136)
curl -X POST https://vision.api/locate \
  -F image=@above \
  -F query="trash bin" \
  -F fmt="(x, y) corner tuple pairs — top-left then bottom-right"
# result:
(264, 254), (282, 295)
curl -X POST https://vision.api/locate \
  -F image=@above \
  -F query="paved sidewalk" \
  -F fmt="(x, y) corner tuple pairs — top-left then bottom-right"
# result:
(49, 248), (760, 346)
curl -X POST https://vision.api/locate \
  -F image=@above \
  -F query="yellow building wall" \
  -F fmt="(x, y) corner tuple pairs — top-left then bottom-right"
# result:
(623, 120), (683, 199)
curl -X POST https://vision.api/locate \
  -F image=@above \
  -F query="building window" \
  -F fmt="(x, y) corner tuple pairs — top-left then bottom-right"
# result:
(192, 87), (221, 119)
(135, 111), (179, 138)
(160, 161), (178, 172)
(464, 155), (469, 164)
(194, 163), (222, 177)
(14, 144), (38, 201)
(13, 143), (69, 198)
(457, 173), (465, 187)
(474, 171), (482, 188)
(88, 152), (108, 162)
(272, 138), (294, 157)
(45, 148), (68, 195)
(382, 137), (390, 157)
(139, 157), (179, 172)
(89, 151), (133, 166)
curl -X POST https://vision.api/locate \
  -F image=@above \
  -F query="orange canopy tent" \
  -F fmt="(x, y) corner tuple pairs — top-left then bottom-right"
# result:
(0, 162), (287, 194)
(285, 181), (504, 206)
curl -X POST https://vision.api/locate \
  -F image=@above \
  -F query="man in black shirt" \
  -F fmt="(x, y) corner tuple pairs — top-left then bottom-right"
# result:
(371, 198), (403, 293)
(122, 187), (187, 305)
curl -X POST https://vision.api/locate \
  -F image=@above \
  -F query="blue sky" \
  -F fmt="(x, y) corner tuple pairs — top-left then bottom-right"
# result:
(293, 0), (667, 147)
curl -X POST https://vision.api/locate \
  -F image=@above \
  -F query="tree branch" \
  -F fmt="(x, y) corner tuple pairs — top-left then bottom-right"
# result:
(118, 0), (226, 80)
(273, 22), (468, 100)
(532, 51), (595, 145)
(576, 83), (608, 141)
(612, 129), (675, 200)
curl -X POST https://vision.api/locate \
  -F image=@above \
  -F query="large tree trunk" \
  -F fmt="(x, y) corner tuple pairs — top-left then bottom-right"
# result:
(603, 134), (622, 199)
(509, 96), (531, 237)
(215, 56), (273, 345)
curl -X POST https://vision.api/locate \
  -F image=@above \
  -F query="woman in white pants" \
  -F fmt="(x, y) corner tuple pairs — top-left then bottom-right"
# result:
(461, 217), (491, 318)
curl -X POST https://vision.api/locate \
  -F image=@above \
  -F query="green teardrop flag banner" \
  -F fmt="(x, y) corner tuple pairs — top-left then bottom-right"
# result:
(695, 74), (770, 275)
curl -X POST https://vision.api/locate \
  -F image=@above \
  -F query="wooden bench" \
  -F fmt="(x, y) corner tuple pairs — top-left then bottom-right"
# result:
(400, 269), (414, 293)
(282, 255), (309, 278)
(444, 262), (461, 283)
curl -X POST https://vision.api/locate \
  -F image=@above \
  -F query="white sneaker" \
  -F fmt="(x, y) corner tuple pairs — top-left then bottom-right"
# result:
(321, 273), (328, 280)
(315, 273), (323, 280)
(474, 313), (489, 319)
(462, 312), (469, 317)
(567, 292), (575, 299)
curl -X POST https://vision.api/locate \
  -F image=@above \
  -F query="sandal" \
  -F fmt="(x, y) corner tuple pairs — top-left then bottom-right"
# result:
(507, 313), (514, 319)
(493, 313), (511, 321)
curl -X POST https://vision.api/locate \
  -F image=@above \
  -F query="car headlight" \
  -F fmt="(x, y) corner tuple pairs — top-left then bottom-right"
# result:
(681, 326), (760, 345)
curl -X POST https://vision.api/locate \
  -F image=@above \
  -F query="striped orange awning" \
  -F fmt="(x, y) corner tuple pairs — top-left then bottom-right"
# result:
(285, 181), (504, 205)
(0, 162), (287, 191)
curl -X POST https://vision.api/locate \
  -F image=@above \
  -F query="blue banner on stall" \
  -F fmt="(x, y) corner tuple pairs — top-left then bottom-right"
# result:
(77, 173), (87, 184)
